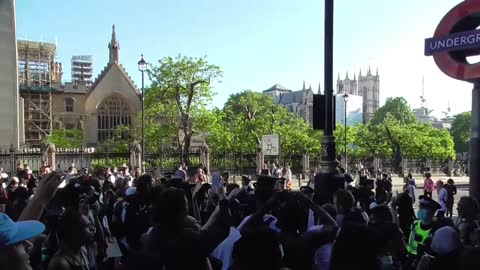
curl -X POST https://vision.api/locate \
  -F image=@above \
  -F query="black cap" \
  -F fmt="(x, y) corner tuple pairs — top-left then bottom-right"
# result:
(344, 173), (354, 183)
(254, 175), (284, 187)
(418, 195), (441, 211)
(241, 175), (251, 183)
(300, 186), (314, 194)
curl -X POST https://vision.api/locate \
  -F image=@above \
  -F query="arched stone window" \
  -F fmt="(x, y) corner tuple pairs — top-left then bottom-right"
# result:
(65, 97), (75, 112)
(97, 96), (131, 141)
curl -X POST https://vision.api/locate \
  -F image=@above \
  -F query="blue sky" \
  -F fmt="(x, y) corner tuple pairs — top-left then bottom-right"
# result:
(16, 0), (471, 117)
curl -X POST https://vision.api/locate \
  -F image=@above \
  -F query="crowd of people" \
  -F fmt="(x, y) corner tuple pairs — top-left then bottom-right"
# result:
(0, 161), (480, 270)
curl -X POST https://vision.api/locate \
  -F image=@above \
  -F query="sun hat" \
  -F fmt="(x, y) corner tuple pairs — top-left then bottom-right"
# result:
(431, 226), (460, 256)
(0, 212), (45, 248)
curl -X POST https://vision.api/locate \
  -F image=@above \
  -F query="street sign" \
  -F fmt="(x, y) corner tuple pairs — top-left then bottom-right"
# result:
(425, 0), (480, 81)
(262, 135), (280, 156)
(425, 29), (480, 56)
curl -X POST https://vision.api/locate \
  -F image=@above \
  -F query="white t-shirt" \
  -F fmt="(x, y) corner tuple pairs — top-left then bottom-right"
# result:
(211, 227), (242, 270)
(237, 214), (280, 232)
(438, 188), (448, 211)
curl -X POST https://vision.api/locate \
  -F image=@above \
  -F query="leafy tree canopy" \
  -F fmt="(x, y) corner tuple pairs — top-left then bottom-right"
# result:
(451, 111), (471, 153)
(145, 55), (222, 162)
(371, 97), (417, 125)
(43, 129), (84, 149)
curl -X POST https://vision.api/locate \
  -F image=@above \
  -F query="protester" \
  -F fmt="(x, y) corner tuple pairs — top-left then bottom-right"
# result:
(423, 173), (434, 198)
(444, 179), (457, 218)
(2, 158), (480, 270)
(454, 196), (480, 247)
(436, 180), (448, 218)
(403, 176), (415, 204)
(416, 226), (462, 270)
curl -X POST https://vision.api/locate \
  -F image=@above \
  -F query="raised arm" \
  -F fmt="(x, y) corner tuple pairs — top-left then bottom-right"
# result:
(18, 171), (63, 221)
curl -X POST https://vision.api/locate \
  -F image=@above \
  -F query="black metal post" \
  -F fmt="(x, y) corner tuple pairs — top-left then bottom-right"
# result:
(314, 0), (341, 205)
(344, 98), (347, 172)
(141, 70), (145, 171)
(469, 82), (480, 201)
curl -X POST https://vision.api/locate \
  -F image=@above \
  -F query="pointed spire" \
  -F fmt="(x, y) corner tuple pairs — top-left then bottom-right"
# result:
(303, 80), (306, 91)
(367, 66), (371, 76)
(338, 72), (340, 81)
(111, 24), (117, 45)
(359, 68), (362, 77)
(309, 83), (312, 90)
(376, 67), (378, 77)
(108, 24), (120, 64)
(318, 82), (321, 94)
(353, 72), (356, 81)
(346, 71), (349, 80)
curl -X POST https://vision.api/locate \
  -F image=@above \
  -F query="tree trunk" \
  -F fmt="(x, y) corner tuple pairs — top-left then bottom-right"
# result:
(183, 133), (192, 166)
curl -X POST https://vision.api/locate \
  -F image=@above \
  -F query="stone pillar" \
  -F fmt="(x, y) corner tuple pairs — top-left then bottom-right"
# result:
(256, 147), (264, 174)
(402, 158), (408, 177)
(0, 0), (22, 150)
(448, 157), (453, 177)
(200, 144), (210, 176)
(130, 141), (142, 170)
(373, 156), (380, 175)
(302, 150), (310, 175)
(43, 144), (56, 170)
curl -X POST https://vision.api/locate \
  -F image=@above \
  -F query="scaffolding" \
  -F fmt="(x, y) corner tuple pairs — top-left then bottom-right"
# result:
(17, 40), (62, 146)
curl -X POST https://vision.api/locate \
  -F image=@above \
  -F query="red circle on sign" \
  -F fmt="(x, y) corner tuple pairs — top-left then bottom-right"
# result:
(433, 0), (480, 81)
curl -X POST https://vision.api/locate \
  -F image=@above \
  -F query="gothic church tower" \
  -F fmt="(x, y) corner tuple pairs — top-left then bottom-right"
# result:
(358, 67), (380, 123)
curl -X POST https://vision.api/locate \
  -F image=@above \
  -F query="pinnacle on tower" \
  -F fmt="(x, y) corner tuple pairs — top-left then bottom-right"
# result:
(346, 71), (349, 80)
(367, 66), (371, 76)
(108, 24), (120, 64)
(354, 72), (356, 80)
(359, 68), (362, 77)
(303, 80), (305, 91)
(318, 82), (321, 94)
(376, 67), (379, 77)
(309, 83), (312, 90)
(338, 72), (340, 81)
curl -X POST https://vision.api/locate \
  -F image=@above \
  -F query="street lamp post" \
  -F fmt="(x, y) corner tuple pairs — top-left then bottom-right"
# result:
(314, 0), (339, 205)
(138, 55), (147, 171)
(343, 93), (349, 172)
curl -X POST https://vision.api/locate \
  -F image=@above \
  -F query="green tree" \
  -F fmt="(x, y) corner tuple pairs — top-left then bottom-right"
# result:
(371, 97), (417, 125)
(451, 112), (471, 153)
(146, 55), (222, 163)
(219, 90), (321, 154)
(43, 129), (84, 148)
(97, 125), (131, 153)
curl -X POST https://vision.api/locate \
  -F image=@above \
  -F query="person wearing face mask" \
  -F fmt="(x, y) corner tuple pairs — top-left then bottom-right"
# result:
(406, 195), (440, 266)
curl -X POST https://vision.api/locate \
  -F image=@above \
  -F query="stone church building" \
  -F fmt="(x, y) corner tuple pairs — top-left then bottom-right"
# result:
(51, 25), (141, 146)
(263, 82), (317, 126)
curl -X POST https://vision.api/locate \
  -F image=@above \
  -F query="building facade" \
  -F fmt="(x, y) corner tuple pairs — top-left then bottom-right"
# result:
(20, 25), (141, 147)
(71, 55), (93, 86)
(337, 67), (380, 123)
(263, 82), (318, 125)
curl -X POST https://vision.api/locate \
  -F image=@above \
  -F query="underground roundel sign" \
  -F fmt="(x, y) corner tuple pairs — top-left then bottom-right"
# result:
(425, 0), (480, 81)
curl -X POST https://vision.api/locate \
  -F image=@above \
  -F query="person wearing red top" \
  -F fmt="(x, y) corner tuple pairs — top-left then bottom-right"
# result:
(423, 172), (434, 198)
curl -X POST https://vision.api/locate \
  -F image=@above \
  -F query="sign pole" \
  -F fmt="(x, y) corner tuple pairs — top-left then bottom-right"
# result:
(469, 82), (480, 200)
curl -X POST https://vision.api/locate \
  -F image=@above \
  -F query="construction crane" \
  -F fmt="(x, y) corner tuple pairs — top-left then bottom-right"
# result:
(420, 76), (427, 108)
(442, 100), (451, 119)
